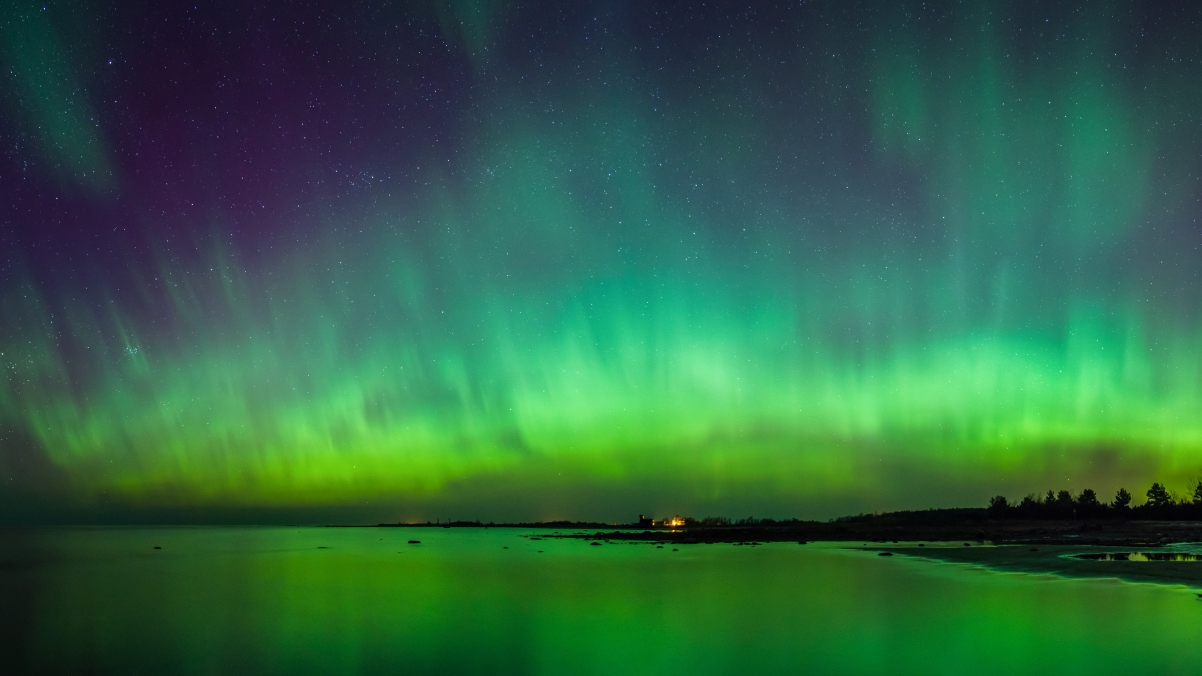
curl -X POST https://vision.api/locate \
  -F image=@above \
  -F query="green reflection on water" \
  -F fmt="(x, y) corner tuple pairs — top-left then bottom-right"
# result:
(1073, 552), (1202, 562)
(2, 528), (1200, 674)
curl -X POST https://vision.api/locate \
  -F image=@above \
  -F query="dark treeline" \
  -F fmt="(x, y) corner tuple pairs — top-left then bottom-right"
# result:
(381, 482), (1202, 530)
(988, 481), (1202, 520)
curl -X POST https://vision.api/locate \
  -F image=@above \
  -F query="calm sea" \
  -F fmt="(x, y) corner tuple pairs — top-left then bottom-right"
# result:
(2, 527), (1199, 674)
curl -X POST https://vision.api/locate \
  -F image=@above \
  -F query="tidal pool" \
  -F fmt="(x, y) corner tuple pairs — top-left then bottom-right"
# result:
(2, 527), (1201, 674)
(1071, 552), (1202, 562)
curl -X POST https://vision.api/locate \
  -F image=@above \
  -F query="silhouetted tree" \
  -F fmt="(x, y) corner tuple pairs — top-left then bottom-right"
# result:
(1193, 481), (1202, 506)
(1072, 488), (1100, 518)
(1113, 488), (1132, 510)
(1010, 494), (1038, 518)
(1056, 489), (1073, 505)
(1146, 482), (1172, 508)
(1044, 489), (1056, 505)
(988, 495), (1010, 516)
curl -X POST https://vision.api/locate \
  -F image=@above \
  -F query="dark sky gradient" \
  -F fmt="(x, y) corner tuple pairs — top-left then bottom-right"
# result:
(3, 1), (1202, 523)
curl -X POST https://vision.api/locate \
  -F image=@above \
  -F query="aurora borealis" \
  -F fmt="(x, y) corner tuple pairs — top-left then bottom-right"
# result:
(3, 1), (1202, 522)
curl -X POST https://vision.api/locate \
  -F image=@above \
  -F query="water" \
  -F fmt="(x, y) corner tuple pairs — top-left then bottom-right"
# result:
(3, 527), (1201, 675)
(1072, 552), (1202, 562)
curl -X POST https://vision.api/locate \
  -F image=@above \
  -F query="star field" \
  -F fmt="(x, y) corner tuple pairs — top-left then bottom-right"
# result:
(3, 1), (1202, 522)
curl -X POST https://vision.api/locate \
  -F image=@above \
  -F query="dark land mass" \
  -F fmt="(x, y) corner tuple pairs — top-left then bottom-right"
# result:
(381, 511), (1202, 547)
(374, 511), (1202, 588)
(547, 517), (1202, 547)
(375, 496), (1202, 588)
(376, 481), (1202, 541)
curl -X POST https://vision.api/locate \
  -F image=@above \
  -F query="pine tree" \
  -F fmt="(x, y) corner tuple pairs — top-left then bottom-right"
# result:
(988, 495), (1009, 514)
(1146, 482), (1172, 508)
(1113, 488), (1132, 510)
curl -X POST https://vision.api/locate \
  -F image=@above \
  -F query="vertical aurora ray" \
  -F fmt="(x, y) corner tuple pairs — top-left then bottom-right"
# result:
(2, 1), (1202, 519)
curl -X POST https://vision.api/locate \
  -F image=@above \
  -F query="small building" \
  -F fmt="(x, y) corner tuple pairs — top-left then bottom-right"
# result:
(638, 515), (655, 527)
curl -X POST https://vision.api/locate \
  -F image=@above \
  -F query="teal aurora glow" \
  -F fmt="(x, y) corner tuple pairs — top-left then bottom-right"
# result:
(2, 1), (1202, 522)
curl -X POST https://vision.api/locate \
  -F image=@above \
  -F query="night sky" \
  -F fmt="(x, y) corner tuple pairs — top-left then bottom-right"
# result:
(3, 1), (1202, 523)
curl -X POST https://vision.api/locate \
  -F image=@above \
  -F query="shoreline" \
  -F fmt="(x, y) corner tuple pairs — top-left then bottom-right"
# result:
(379, 518), (1202, 548)
(861, 543), (1202, 590)
(372, 520), (1202, 588)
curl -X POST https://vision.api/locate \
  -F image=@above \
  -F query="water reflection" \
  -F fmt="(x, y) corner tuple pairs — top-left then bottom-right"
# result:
(4, 529), (1202, 674)
(1072, 552), (1201, 562)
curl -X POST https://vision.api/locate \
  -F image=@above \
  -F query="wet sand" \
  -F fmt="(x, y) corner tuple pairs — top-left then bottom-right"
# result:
(537, 518), (1202, 588)
(862, 543), (1202, 589)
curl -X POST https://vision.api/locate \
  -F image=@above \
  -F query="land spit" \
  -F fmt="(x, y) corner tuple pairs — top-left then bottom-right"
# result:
(527, 518), (1202, 548)
(529, 518), (1202, 588)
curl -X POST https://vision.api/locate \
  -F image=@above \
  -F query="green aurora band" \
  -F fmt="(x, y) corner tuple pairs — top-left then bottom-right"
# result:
(2, 1), (1202, 519)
